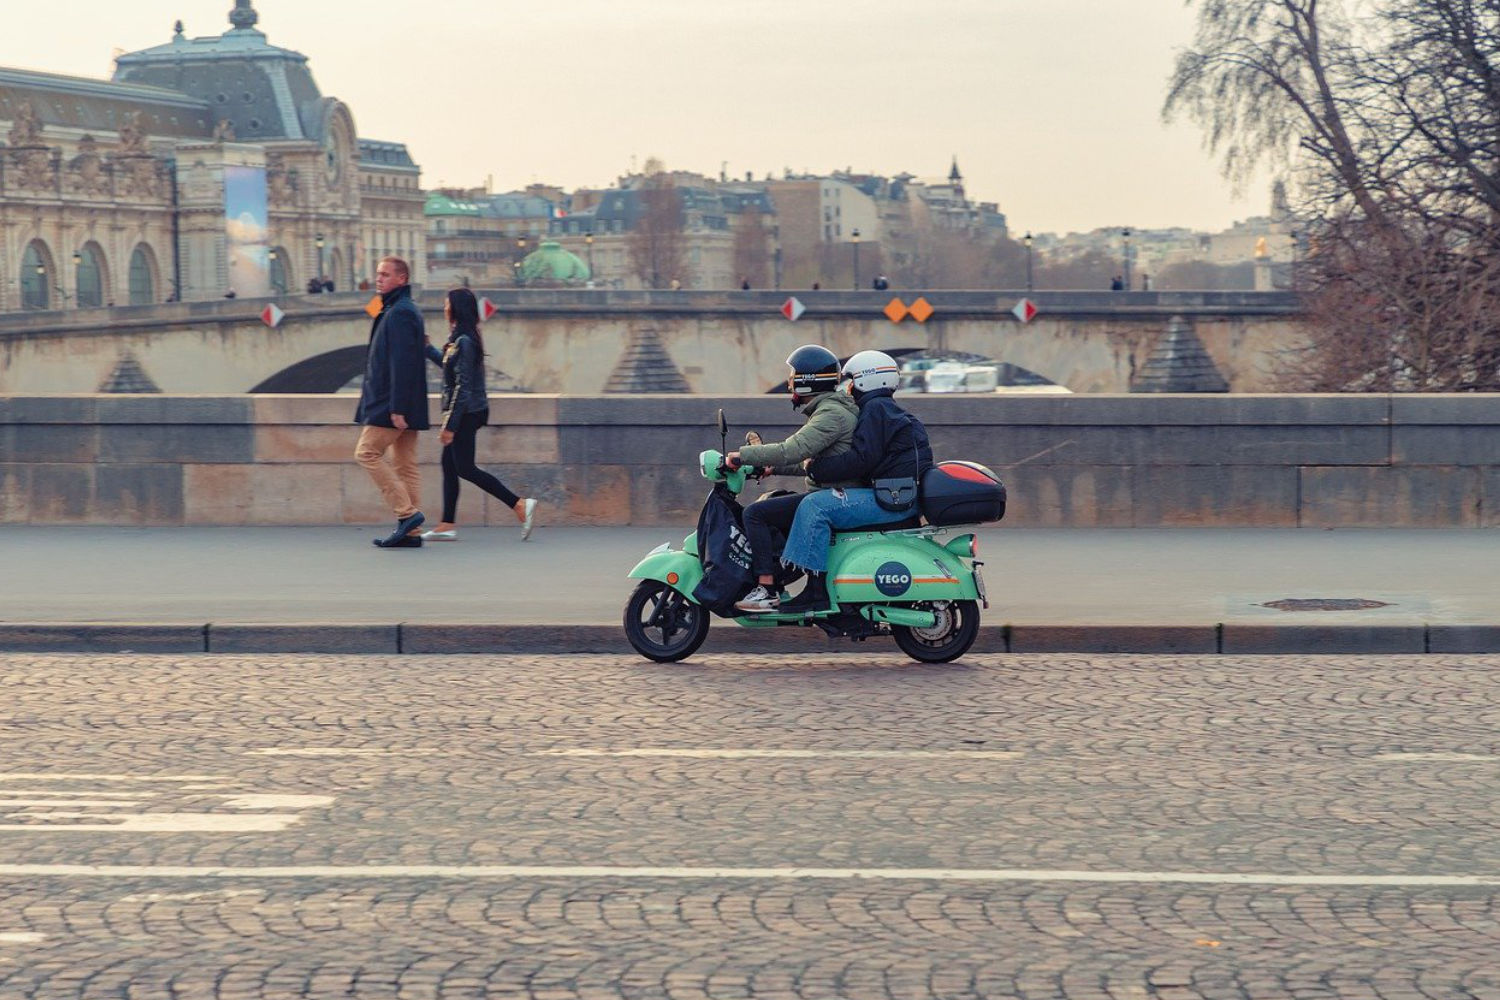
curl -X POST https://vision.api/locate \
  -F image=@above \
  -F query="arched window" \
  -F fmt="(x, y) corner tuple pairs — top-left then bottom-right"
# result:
(75, 242), (106, 308)
(128, 245), (158, 305)
(268, 245), (291, 295)
(20, 241), (51, 310)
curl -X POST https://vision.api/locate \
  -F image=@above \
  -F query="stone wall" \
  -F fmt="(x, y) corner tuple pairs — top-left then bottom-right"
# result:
(1, 393), (1497, 527)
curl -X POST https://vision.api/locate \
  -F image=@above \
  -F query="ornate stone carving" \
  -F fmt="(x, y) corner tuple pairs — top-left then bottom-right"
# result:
(267, 154), (298, 204)
(8, 147), (58, 193)
(117, 156), (163, 199)
(117, 112), (147, 155)
(7, 100), (42, 147)
(212, 119), (237, 142)
(67, 135), (111, 197)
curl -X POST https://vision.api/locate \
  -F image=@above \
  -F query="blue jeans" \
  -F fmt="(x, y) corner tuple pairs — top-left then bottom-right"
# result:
(781, 487), (911, 573)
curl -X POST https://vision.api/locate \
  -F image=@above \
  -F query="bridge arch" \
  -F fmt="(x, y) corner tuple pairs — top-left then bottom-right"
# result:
(249, 344), (367, 394)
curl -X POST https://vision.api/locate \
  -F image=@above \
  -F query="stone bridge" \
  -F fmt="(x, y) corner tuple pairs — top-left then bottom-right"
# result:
(0, 289), (1303, 395)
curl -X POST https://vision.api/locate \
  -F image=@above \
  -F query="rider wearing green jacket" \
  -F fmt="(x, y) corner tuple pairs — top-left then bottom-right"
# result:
(727, 345), (859, 613)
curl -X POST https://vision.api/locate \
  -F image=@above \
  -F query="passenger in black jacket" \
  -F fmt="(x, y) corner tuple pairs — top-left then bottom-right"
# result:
(419, 287), (538, 542)
(354, 256), (430, 548)
(777, 350), (933, 613)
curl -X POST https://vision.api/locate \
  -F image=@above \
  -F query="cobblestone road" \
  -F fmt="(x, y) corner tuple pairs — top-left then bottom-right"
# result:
(1, 652), (1499, 999)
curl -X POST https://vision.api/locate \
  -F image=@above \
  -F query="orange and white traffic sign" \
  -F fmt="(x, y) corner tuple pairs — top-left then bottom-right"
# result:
(1012, 298), (1038, 324)
(260, 303), (285, 328)
(781, 296), (805, 321)
(479, 296), (499, 321)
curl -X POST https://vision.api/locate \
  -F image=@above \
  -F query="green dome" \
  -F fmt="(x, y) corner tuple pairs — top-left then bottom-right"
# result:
(518, 241), (590, 285)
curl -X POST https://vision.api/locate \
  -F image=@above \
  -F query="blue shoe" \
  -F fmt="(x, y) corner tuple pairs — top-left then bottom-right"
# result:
(396, 510), (425, 536)
(373, 534), (423, 548)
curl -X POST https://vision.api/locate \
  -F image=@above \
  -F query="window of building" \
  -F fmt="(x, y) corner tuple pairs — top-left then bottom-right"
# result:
(75, 243), (105, 308)
(21, 241), (50, 309)
(128, 245), (156, 305)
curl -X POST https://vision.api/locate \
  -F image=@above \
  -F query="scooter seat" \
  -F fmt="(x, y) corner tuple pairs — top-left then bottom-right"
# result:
(834, 514), (923, 534)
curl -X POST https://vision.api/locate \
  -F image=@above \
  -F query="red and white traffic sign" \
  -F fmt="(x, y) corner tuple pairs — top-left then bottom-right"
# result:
(1011, 298), (1038, 324)
(479, 296), (499, 321)
(260, 303), (285, 328)
(781, 296), (806, 321)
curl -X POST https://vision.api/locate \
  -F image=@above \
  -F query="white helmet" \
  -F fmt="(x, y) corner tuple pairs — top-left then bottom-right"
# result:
(841, 350), (900, 393)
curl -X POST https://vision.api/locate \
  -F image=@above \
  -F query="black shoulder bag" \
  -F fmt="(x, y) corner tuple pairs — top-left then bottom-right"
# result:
(872, 416), (919, 513)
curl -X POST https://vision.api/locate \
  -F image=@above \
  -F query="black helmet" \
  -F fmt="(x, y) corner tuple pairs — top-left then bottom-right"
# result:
(785, 344), (841, 402)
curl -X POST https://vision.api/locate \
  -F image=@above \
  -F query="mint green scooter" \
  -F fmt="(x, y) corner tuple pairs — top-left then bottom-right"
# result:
(623, 411), (1005, 664)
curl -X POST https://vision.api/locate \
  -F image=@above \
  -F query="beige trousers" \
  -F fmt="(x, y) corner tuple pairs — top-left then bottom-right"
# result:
(355, 425), (421, 520)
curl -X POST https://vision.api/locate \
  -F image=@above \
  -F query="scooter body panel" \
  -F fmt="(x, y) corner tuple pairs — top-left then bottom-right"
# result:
(827, 531), (979, 605)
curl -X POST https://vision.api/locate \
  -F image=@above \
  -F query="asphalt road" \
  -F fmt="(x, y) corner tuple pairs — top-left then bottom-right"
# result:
(1, 650), (1498, 998)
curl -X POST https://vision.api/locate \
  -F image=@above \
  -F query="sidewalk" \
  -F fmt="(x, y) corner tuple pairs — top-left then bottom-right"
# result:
(1, 525), (1496, 654)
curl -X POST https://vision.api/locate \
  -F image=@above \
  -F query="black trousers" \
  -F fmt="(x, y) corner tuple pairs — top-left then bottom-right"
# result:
(742, 491), (806, 578)
(442, 409), (520, 523)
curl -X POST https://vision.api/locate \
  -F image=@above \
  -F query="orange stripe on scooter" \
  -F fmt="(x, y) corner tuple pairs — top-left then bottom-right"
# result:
(834, 576), (957, 585)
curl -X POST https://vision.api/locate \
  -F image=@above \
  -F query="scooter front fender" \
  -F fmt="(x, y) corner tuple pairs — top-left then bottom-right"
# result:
(627, 546), (703, 600)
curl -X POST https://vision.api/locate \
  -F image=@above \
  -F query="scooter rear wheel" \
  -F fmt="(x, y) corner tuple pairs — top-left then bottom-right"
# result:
(623, 580), (710, 662)
(892, 599), (980, 663)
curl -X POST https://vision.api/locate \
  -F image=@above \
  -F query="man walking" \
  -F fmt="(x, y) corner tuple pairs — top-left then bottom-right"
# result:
(354, 256), (429, 548)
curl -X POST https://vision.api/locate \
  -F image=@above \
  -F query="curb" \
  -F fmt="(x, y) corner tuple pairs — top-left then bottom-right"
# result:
(0, 623), (1498, 655)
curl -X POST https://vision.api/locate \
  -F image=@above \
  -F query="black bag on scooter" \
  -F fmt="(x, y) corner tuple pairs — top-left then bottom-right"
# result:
(692, 484), (757, 617)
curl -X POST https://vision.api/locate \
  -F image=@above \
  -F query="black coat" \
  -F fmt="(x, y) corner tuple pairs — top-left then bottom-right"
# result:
(354, 284), (429, 429)
(807, 388), (932, 486)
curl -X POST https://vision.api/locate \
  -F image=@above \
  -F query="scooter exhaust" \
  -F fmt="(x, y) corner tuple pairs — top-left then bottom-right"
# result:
(858, 605), (938, 628)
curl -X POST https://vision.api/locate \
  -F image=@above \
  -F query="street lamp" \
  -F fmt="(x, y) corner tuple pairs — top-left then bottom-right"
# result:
(851, 228), (861, 290)
(585, 232), (594, 283)
(1122, 228), (1133, 291)
(315, 233), (325, 284)
(1023, 232), (1034, 292)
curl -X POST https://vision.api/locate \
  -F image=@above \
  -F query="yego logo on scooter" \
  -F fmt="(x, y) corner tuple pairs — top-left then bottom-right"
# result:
(874, 561), (913, 597)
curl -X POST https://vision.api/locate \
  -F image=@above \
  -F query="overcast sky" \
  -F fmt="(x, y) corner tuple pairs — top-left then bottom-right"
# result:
(0, 0), (1272, 236)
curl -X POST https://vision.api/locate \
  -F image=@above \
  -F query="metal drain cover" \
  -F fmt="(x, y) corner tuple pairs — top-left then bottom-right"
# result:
(1259, 598), (1392, 612)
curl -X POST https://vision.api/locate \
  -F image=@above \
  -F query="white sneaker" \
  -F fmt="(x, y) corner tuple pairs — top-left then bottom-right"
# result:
(519, 498), (538, 541)
(734, 585), (780, 613)
(420, 528), (457, 541)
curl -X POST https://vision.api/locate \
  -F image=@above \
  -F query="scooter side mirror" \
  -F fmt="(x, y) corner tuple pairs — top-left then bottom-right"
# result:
(744, 430), (762, 446)
(716, 409), (728, 436)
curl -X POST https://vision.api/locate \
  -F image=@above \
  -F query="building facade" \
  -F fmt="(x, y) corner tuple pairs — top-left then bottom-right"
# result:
(0, 0), (422, 311)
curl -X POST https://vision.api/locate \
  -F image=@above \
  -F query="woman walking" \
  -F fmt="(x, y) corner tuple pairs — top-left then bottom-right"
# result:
(421, 287), (538, 541)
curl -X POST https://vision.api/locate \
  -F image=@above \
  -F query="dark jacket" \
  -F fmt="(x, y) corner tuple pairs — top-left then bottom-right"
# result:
(429, 330), (489, 432)
(354, 284), (429, 429)
(807, 387), (932, 486)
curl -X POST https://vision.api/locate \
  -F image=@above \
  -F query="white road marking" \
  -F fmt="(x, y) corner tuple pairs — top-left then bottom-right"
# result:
(0, 774), (225, 783)
(1374, 752), (1500, 763)
(216, 794), (335, 810)
(247, 749), (439, 757)
(0, 813), (303, 832)
(246, 748), (1023, 761)
(531, 749), (1025, 760)
(0, 864), (1492, 887)
(0, 933), (45, 944)
(0, 790), (152, 798)
(0, 800), (147, 808)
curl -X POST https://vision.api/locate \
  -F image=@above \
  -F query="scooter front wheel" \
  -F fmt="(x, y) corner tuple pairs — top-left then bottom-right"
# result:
(892, 599), (980, 663)
(623, 580), (710, 662)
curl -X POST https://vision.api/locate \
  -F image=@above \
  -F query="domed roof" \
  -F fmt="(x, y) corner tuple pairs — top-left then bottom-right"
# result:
(519, 241), (590, 285)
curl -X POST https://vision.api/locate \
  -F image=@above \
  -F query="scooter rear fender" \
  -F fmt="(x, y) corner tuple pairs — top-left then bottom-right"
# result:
(827, 531), (979, 605)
